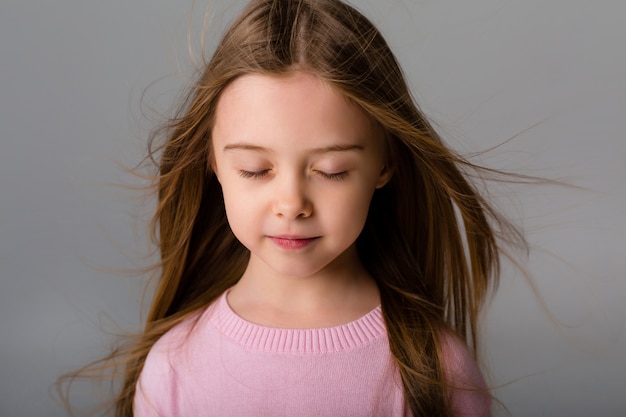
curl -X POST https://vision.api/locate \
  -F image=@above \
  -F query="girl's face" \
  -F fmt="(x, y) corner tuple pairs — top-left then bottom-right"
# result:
(212, 72), (390, 280)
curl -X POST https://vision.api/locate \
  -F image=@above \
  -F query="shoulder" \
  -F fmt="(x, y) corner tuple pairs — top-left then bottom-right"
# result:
(143, 308), (208, 368)
(438, 330), (492, 417)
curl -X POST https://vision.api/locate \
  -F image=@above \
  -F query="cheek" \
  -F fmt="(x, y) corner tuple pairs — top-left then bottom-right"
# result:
(327, 187), (375, 230)
(222, 202), (256, 248)
(220, 185), (256, 231)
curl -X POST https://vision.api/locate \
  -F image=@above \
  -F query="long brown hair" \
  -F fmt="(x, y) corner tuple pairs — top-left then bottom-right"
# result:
(58, 0), (525, 416)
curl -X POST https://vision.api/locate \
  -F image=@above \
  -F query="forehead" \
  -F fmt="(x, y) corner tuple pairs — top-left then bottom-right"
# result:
(212, 72), (381, 150)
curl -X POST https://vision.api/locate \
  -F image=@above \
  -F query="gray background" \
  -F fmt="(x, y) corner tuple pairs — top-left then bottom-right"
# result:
(1, 0), (625, 416)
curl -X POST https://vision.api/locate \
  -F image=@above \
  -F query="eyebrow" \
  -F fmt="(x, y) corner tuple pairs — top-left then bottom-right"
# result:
(222, 142), (365, 153)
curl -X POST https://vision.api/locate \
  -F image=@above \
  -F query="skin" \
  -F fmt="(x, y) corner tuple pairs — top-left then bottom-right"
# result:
(211, 71), (391, 328)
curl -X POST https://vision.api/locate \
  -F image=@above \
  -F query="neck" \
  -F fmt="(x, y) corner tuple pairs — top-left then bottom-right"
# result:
(227, 249), (380, 328)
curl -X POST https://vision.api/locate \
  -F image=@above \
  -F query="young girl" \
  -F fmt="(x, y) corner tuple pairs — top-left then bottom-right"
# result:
(86, 0), (525, 415)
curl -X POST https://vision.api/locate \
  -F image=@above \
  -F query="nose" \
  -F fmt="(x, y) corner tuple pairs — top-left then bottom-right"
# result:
(272, 173), (313, 219)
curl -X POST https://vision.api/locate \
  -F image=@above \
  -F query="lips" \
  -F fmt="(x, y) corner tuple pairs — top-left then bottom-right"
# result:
(269, 236), (319, 250)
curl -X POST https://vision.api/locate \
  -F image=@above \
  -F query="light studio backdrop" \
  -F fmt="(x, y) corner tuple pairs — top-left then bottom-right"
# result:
(1, 1), (624, 416)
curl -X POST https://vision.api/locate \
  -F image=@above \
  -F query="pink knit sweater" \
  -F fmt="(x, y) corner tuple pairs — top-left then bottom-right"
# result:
(134, 291), (491, 416)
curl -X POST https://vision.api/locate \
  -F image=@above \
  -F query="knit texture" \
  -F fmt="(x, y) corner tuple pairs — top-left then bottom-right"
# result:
(134, 291), (490, 416)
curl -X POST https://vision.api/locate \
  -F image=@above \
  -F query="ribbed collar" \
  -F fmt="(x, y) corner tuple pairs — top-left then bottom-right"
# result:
(208, 291), (386, 354)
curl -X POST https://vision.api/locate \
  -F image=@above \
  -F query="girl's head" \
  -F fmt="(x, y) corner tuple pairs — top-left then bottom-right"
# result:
(154, 0), (503, 325)
(129, 0), (519, 415)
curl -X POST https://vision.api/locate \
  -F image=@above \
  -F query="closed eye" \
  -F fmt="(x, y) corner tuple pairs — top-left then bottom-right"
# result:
(238, 169), (271, 179)
(317, 171), (348, 181)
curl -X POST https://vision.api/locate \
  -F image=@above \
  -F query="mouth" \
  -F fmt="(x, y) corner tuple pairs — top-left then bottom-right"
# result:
(268, 236), (319, 250)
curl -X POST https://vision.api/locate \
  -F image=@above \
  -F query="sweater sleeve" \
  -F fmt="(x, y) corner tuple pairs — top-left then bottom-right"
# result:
(133, 337), (179, 417)
(133, 351), (176, 417)
(439, 331), (492, 417)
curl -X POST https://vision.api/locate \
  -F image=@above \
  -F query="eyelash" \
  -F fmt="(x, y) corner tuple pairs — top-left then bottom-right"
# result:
(317, 171), (348, 181)
(238, 170), (270, 179)
(237, 170), (348, 181)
